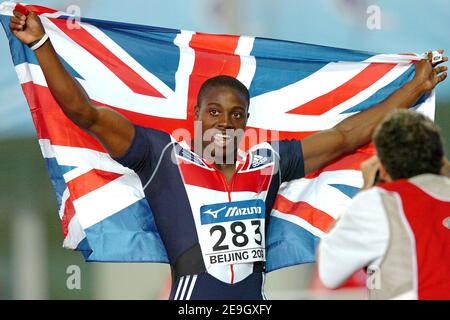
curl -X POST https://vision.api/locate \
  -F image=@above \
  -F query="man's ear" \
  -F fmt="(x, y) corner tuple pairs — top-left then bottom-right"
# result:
(379, 162), (393, 183)
(194, 105), (200, 120)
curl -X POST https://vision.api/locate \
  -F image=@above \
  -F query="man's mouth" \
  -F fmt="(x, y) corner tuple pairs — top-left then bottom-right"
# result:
(213, 132), (233, 147)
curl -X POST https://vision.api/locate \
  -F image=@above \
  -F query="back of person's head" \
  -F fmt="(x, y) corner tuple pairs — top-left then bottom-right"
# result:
(197, 75), (250, 108)
(374, 110), (444, 180)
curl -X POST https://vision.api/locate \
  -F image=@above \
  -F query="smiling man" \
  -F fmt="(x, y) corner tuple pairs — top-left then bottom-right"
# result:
(193, 76), (250, 172)
(9, 9), (447, 299)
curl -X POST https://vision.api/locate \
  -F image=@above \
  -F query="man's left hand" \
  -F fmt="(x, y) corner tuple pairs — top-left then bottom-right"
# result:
(412, 49), (448, 93)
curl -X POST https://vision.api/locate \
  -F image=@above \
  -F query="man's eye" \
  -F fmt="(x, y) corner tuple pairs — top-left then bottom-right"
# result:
(210, 110), (219, 116)
(233, 112), (242, 119)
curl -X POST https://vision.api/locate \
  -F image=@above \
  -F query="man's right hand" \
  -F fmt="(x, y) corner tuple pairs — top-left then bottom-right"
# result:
(10, 9), (45, 45)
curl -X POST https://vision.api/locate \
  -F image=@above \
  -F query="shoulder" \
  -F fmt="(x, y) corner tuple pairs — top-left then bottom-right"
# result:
(134, 125), (171, 140)
(112, 125), (172, 169)
(265, 139), (303, 162)
(244, 142), (277, 170)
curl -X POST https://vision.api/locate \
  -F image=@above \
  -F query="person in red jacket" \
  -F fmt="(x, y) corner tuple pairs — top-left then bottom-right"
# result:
(318, 110), (450, 300)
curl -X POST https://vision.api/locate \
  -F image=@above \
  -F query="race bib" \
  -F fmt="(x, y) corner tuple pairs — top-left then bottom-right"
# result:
(199, 199), (266, 267)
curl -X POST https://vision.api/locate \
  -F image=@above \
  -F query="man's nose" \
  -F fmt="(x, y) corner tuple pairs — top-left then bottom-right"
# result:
(217, 112), (233, 129)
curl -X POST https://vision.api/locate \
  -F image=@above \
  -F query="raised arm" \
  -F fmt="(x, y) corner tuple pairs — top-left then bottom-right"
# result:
(10, 10), (134, 157)
(302, 53), (448, 175)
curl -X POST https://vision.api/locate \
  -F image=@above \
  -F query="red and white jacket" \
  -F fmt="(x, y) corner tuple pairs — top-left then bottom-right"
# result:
(318, 174), (450, 300)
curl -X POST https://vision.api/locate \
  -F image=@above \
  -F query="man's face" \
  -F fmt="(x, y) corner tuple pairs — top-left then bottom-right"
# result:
(194, 86), (249, 162)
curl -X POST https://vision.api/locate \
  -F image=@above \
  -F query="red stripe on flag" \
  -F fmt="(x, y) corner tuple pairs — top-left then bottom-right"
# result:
(61, 196), (75, 238)
(189, 33), (241, 79)
(184, 33), (242, 133)
(241, 128), (318, 150)
(287, 63), (397, 115)
(305, 146), (375, 179)
(273, 195), (335, 232)
(66, 169), (123, 201)
(106, 104), (190, 135)
(191, 33), (242, 53)
(22, 82), (106, 151)
(62, 169), (121, 238)
(24, 5), (58, 14)
(49, 18), (165, 98)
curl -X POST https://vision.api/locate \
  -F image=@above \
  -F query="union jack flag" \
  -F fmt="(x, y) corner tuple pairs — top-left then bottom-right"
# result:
(0, 2), (434, 271)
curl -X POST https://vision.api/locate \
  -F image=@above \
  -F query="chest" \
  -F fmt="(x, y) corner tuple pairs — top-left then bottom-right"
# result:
(173, 147), (277, 267)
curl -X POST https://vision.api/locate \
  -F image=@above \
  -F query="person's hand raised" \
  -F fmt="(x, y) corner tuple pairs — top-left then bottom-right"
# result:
(9, 8), (45, 45)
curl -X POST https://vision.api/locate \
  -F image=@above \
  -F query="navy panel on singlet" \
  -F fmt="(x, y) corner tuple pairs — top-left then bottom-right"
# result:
(114, 126), (200, 264)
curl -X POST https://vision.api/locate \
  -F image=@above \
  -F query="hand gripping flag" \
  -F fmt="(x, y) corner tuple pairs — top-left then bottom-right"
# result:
(0, 2), (435, 271)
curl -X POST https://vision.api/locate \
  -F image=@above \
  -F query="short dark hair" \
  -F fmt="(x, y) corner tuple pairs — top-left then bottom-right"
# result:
(197, 75), (250, 108)
(374, 110), (444, 180)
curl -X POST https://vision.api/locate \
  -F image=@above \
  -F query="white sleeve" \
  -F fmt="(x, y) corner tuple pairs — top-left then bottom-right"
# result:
(317, 188), (389, 289)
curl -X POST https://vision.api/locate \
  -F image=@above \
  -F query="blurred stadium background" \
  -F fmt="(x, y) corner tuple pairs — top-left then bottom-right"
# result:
(0, 0), (449, 299)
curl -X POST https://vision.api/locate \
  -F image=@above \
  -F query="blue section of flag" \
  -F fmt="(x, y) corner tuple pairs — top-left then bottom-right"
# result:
(58, 54), (84, 80)
(44, 157), (68, 210)
(0, 15), (79, 79)
(329, 184), (360, 198)
(75, 237), (93, 260)
(249, 37), (374, 97)
(266, 216), (320, 272)
(341, 65), (416, 114)
(0, 14), (39, 65)
(83, 199), (169, 262)
(1, 15), (83, 78)
(80, 17), (180, 91)
(57, 164), (77, 175)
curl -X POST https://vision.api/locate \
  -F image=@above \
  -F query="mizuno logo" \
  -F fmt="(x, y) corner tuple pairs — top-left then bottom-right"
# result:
(225, 206), (262, 217)
(203, 207), (226, 219)
(200, 199), (265, 224)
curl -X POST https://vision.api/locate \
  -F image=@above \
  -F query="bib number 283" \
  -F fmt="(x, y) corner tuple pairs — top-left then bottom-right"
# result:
(210, 220), (262, 251)
(199, 199), (266, 267)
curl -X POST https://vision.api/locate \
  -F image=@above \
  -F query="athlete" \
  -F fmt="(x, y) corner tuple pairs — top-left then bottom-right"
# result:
(318, 111), (450, 299)
(9, 9), (447, 299)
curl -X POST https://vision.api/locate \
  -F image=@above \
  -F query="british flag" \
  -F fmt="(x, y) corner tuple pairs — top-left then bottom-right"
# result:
(0, 2), (434, 271)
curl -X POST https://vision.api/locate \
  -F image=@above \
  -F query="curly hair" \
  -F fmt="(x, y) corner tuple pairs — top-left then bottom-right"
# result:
(197, 75), (250, 108)
(374, 110), (444, 180)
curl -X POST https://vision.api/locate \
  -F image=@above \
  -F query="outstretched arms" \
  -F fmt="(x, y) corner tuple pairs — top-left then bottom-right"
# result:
(301, 53), (448, 175)
(10, 9), (134, 157)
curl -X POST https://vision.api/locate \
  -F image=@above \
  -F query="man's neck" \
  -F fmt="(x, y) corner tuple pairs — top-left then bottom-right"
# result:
(214, 163), (236, 184)
(214, 162), (236, 171)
